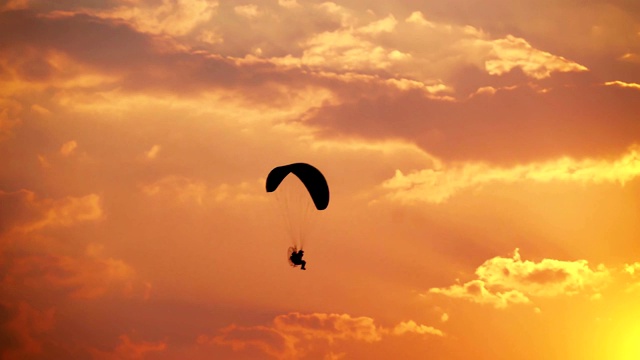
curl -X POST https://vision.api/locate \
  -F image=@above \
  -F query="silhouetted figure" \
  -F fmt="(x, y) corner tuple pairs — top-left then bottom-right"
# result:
(290, 249), (306, 270)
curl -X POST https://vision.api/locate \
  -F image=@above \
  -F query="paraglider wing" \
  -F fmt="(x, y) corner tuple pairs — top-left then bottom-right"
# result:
(265, 163), (329, 210)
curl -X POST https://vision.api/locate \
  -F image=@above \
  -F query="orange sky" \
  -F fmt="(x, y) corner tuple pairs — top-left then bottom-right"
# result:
(2, 1), (640, 359)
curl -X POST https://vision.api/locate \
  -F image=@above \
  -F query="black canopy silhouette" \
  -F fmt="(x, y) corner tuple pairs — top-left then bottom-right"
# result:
(265, 163), (329, 210)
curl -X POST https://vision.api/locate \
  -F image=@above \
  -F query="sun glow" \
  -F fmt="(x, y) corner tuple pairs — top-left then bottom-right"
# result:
(599, 305), (640, 360)
(612, 324), (640, 360)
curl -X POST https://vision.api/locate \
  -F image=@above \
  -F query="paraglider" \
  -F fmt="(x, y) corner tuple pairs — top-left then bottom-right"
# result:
(266, 163), (329, 270)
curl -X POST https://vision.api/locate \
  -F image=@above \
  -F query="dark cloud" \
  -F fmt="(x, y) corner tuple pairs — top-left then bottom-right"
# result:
(0, 301), (56, 359)
(23, 0), (122, 11)
(0, 10), (309, 97)
(0, 190), (39, 233)
(0, 11), (154, 68)
(307, 79), (640, 164)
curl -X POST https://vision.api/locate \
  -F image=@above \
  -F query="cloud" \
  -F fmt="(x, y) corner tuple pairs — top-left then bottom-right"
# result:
(19, 193), (102, 233)
(0, 46), (119, 93)
(0, 190), (102, 235)
(4, 244), (138, 300)
(605, 80), (640, 90)
(141, 176), (265, 206)
(0, 2), (636, 359)
(357, 14), (397, 35)
(485, 35), (588, 78)
(392, 320), (444, 337)
(59, 140), (77, 156)
(76, 0), (219, 38)
(0, 98), (22, 141)
(282, 27), (409, 72)
(475, 249), (611, 297)
(430, 280), (531, 309)
(303, 70), (453, 98)
(0, 7), (357, 105)
(27, 1), (576, 99)
(278, 0), (299, 9)
(402, 1), (640, 66)
(0, 1), (603, 135)
(199, 324), (294, 359)
(624, 262), (640, 276)
(145, 144), (161, 160)
(200, 312), (443, 359)
(440, 313), (449, 323)
(429, 249), (611, 308)
(0, 3), (596, 128)
(405, 11), (431, 26)
(623, 262), (640, 293)
(89, 334), (167, 360)
(30, 104), (51, 116)
(0, 191), (142, 301)
(267, 7), (584, 84)
(0, 0), (28, 11)
(315, 2), (356, 27)
(271, 313), (382, 343)
(234, 4), (260, 19)
(381, 145), (640, 204)
(308, 83), (640, 164)
(0, 10), (261, 96)
(619, 53), (640, 64)
(0, 301), (56, 359)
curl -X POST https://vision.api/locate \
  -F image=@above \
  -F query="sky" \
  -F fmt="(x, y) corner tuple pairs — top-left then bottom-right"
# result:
(1, 0), (640, 359)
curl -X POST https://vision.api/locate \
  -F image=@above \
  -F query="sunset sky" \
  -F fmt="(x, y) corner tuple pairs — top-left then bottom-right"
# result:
(2, 0), (640, 359)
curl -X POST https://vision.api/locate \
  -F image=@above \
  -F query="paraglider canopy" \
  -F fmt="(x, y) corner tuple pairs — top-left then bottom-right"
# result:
(265, 163), (329, 210)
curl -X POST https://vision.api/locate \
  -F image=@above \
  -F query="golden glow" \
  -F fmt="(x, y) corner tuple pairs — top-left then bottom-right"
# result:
(486, 35), (588, 78)
(1, 1), (640, 359)
(600, 307), (640, 360)
(606, 80), (640, 90)
(383, 146), (640, 203)
(617, 326), (640, 360)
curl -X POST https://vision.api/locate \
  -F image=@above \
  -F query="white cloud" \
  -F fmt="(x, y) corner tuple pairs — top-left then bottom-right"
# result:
(605, 80), (640, 90)
(485, 35), (588, 78)
(392, 320), (444, 336)
(382, 146), (640, 204)
(476, 248), (610, 297)
(430, 249), (611, 308)
(430, 279), (531, 309)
